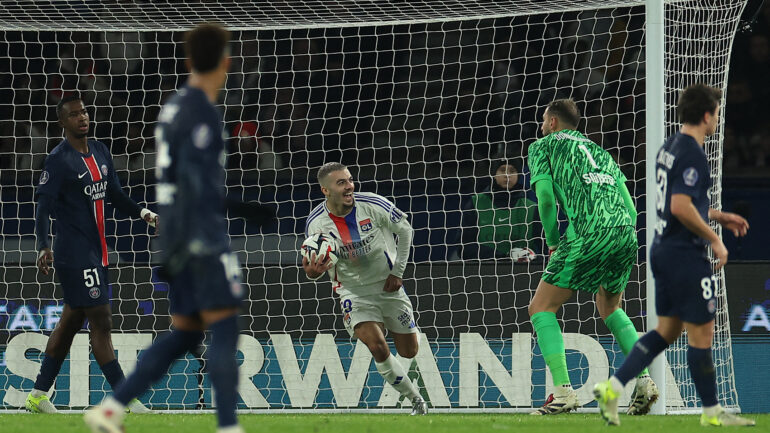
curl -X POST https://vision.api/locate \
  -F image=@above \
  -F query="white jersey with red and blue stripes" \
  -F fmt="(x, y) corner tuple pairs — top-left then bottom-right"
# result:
(304, 192), (413, 297)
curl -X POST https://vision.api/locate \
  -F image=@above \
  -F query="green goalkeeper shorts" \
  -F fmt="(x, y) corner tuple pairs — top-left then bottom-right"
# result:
(542, 225), (637, 294)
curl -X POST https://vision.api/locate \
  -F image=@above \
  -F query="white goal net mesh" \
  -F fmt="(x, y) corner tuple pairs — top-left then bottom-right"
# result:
(0, 0), (745, 412)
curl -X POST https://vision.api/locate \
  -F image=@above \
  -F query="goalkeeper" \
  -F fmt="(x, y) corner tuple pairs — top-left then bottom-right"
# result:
(526, 99), (658, 415)
(303, 162), (427, 415)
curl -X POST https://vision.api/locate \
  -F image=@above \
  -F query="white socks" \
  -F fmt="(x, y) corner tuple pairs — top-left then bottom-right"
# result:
(554, 384), (574, 397)
(704, 404), (722, 418)
(30, 389), (47, 398)
(375, 354), (419, 400)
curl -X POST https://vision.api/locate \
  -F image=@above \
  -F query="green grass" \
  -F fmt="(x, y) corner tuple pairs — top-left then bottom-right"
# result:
(0, 413), (767, 433)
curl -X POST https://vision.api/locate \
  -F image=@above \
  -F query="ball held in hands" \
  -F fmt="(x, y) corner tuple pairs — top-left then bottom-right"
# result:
(301, 233), (339, 266)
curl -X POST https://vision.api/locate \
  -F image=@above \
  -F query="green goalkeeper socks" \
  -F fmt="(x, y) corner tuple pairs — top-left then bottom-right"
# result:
(532, 311), (570, 387)
(605, 309), (649, 377)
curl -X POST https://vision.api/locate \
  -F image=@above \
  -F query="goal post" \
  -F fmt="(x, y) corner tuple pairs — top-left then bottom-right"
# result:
(645, 0), (666, 415)
(0, 0), (747, 413)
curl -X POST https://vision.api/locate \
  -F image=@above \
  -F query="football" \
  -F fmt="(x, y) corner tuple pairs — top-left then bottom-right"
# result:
(301, 233), (339, 265)
(509, 247), (536, 262)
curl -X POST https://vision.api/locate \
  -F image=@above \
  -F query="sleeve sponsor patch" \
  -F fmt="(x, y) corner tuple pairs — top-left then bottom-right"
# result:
(683, 167), (699, 187)
(192, 124), (211, 149)
(39, 170), (49, 185)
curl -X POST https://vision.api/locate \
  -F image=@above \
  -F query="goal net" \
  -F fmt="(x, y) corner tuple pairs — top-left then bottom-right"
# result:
(0, 0), (746, 412)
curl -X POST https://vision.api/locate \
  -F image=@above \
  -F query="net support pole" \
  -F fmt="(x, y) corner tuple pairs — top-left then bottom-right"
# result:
(645, 0), (666, 415)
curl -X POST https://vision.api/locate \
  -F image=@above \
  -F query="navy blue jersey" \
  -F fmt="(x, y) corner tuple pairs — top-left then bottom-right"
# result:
(653, 132), (711, 249)
(155, 85), (229, 272)
(35, 139), (141, 268)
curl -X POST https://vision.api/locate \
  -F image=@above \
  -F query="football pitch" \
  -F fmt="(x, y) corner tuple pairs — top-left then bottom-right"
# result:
(1, 413), (766, 433)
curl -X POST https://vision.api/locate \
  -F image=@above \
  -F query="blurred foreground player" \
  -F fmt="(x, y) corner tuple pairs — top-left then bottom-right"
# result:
(304, 162), (428, 415)
(86, 23), (271, 433)
(27, 95), (156, 414)
(593, 84), (754, 427)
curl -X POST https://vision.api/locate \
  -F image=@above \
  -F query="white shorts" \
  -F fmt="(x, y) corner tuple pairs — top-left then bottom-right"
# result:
(339, 288), (418, 338)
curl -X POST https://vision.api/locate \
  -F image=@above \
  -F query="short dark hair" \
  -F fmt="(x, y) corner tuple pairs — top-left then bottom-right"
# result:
(546, 98), (580, 128)
(317, 162), (347, 185)
(56, 94), (82, 119)
(185, 23), (230, 73)
(676, 83), (722, 125)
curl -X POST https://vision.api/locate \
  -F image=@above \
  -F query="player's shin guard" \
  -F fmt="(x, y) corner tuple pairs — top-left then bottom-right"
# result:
(33, 354), (65, 393)
(113, 330), (204, 405)
(375, 353), (420, 400)
(688, 346), (718, 408)
(614, 330), (668, 386)
(208, 316), (240, 428)
(604, 309), (649, 377)
(532, 311), (570, 386)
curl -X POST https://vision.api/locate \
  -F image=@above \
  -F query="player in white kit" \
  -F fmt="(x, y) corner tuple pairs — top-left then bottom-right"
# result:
(303, 162), (428, 415)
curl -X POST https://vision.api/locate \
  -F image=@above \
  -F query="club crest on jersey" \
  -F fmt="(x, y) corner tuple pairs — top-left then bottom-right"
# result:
(359, 218), (372, 232)
(89, 287), (101, 299)
(39, 171), (49, 185)
(101, 164), (108, 176)
(683, 167), (699, 187)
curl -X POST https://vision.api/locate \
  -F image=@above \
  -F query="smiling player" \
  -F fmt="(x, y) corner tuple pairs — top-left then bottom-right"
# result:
(303, 162), (427, 415)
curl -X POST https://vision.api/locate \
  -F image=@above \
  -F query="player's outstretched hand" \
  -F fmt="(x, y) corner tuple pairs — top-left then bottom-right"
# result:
(711, 239), (728, 271)
(303, 252), (332, 279)
(37, 248), (53, 275)
(716, 211), (749, 237)
(383, 274), (403, 292)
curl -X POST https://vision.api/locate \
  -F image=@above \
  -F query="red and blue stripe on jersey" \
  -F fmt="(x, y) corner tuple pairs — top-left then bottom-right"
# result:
(328, 206), (361, 245)
(82, 154), (108, 266)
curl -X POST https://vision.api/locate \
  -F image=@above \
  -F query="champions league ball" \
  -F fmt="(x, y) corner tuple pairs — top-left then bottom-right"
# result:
(301, 233), (339, 265)
(509, 247), (537, 262)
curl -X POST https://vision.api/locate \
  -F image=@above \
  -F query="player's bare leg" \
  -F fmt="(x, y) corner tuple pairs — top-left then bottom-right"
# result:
(528, 281), (578, 415)
(357, 322), (425, 415)
(596, 287), (659, 415)
(26, 304), (85, 413)
(393, 331), (427, 415)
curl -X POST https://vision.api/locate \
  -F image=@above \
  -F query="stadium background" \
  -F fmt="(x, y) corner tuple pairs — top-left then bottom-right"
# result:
(0, 0), (768, 414)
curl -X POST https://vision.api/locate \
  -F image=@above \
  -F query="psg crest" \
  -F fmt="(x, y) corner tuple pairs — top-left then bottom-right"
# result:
(101, 164), (108, 176)
(89, 287), (100, 299)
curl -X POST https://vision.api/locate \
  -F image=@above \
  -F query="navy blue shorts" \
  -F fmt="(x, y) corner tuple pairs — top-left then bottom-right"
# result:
(55, 266), (110, 308)
(650, 243), (717, 324)
(168, 251), (244, 317)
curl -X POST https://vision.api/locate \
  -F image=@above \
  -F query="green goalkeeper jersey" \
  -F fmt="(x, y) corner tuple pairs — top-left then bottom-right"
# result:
(527, 129), (633, 238)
